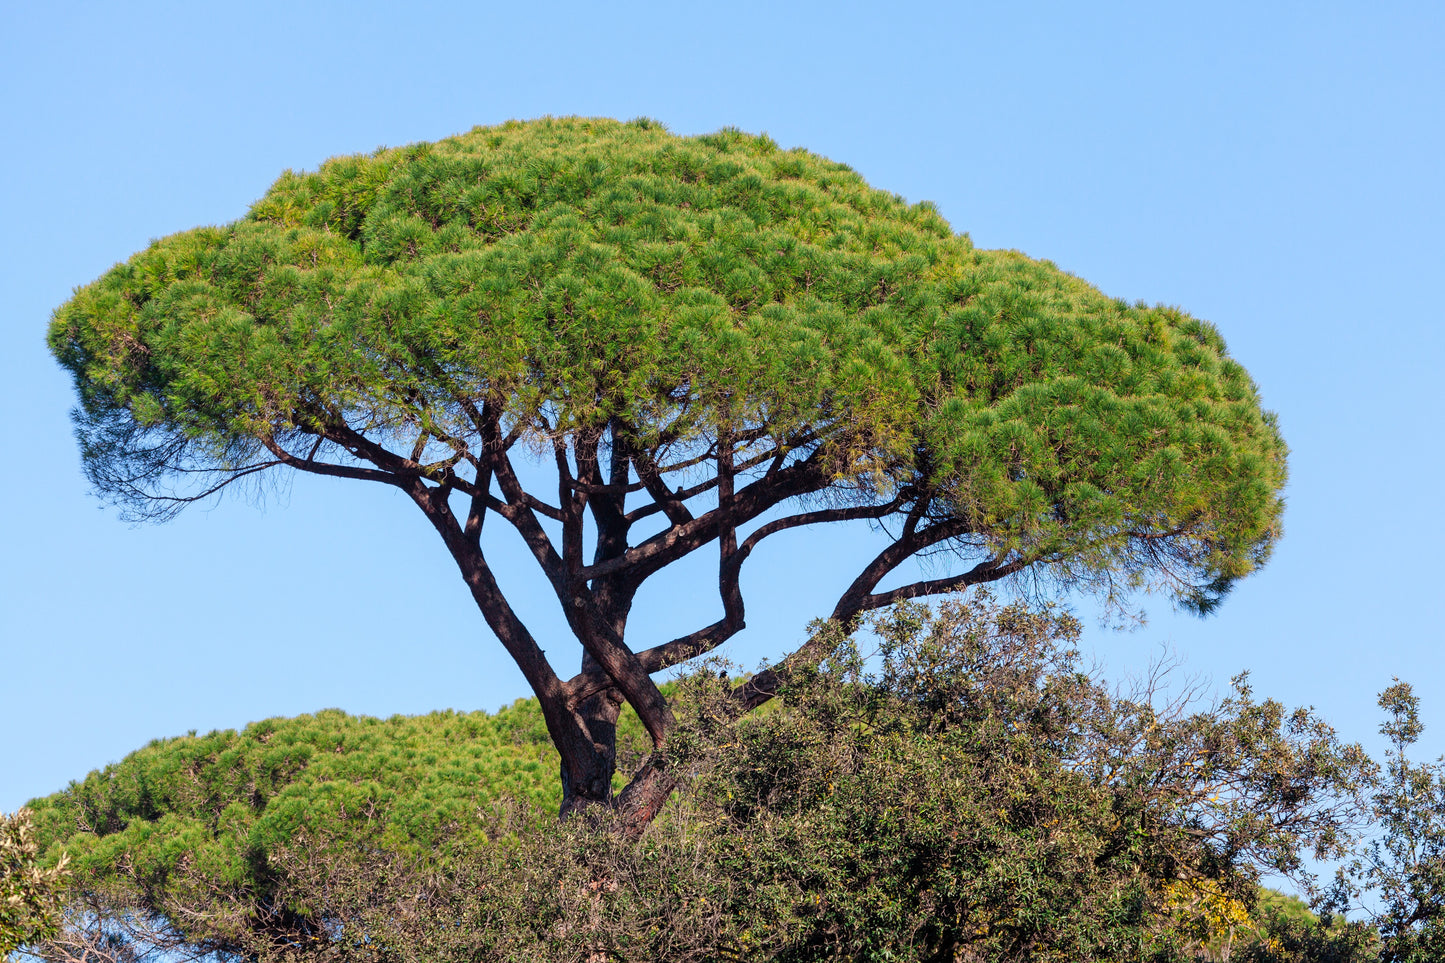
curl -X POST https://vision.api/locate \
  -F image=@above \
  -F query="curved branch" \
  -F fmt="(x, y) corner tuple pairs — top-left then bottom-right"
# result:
(737, 496), (910, 560)
(635, 618), (741, 677)
(825, 515), (976, 622)
(259, 436), (401, 485)
(731, 529), (1030, 715)
(632, 448), (693, 527)
(306, 417), (444, 481)
(116, 458), (288, 511)
(575, 496), (918, 702)
(833, 555), (1030, 622)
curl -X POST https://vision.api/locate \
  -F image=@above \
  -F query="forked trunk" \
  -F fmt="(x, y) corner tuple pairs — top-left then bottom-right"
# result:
(558, 651), (678, 834)
(558, 697), (678, 837)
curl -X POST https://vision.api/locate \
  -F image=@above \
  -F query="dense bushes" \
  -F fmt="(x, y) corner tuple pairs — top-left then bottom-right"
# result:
(1, 808), (68, 959)
(22, 595), (1406, 961)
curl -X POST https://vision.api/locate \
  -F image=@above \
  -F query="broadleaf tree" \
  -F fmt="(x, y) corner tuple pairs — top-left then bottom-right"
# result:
(49, 116), (1287, 828)
(1, 808), (68, 957)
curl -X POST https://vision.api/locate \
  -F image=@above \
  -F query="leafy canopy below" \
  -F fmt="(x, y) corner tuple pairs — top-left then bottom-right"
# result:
(24, 600), (1372, 962)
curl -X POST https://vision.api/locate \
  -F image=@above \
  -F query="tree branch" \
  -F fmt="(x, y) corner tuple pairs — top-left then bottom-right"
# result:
(585, 419), (632, 566)
(575, 468), (906, 702)
(731, 532), (1032, 715)
(825, 516), (976, 622)
(632, 447), (694, 527)
(471, 420), (674, 747)
(834, 555), (1029, 622)
(556, 434), (586, 580)
(578, 451), (831, 584)
(621, 445), (785, 524)
(737, 496), (910, 560)
(396, 476), (593, 787)
(259, 436), (400, 486)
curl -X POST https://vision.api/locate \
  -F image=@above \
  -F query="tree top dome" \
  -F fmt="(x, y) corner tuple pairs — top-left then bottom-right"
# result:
(49, 117), (1286, 611)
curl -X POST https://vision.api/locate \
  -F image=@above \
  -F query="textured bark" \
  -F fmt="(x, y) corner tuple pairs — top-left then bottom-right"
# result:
(614, 753), (679, 840)
(558, 668), (625, 819)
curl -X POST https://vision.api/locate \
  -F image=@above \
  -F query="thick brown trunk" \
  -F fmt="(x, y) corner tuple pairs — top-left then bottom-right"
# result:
(557, 715), (677, 836)
(558, 574), (637, 819)
(558, 655), (625, 818)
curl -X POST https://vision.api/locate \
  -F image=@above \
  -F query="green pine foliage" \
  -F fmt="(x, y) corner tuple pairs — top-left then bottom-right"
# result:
(50, 116), (1285, 611)
(27, 699), (649, 891)
(1255, 889), (1321, 927)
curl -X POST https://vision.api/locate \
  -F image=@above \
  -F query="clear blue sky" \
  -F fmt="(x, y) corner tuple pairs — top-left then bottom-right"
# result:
(2, 1), (1441, 817)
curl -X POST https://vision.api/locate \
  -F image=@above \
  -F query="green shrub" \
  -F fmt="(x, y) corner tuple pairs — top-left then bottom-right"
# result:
(1, 808), (68, 959)
(25, 598), (1376, 962)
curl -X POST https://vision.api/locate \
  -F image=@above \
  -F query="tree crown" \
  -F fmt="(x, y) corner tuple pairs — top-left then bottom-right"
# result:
(49, 116), (1285, 612)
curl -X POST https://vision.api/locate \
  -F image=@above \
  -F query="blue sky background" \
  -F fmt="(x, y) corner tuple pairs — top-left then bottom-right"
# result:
(2, 0), (1441, 847)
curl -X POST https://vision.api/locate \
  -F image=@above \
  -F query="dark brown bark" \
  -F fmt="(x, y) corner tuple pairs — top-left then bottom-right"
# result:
(555, 426), (644, 817)
(401, 478), (604, 799)
(615, 752), (678, 839)
(559, 652), (626, 818)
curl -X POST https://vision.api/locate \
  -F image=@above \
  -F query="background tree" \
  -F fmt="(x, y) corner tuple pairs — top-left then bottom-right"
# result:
(1319, 682), (1445, 962)
(23, 704), (583, 961)
(48, 116), (1287, 824)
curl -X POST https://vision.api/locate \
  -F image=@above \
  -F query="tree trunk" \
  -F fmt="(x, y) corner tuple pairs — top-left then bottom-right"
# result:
(559, 655), (625, 819)
(558, 573), (636, 820)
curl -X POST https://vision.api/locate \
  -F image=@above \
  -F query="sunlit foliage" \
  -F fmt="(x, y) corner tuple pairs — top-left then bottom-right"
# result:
(25, 599), (1374, 962)
(0, 808), (68, 959)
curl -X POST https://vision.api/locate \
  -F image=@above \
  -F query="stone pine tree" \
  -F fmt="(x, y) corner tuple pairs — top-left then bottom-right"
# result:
(49, 117), (1286, 829)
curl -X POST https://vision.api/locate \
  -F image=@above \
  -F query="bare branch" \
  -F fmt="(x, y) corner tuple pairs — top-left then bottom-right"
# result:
(632, 447), (694, 527)
(622, 445), (787, 524)
(579, 451), (831, 584)
(260, 436), (400, 485)
(556, 434), (586, 579)
(835, 555), (1029, 621)
(737, 496), (910, 560)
